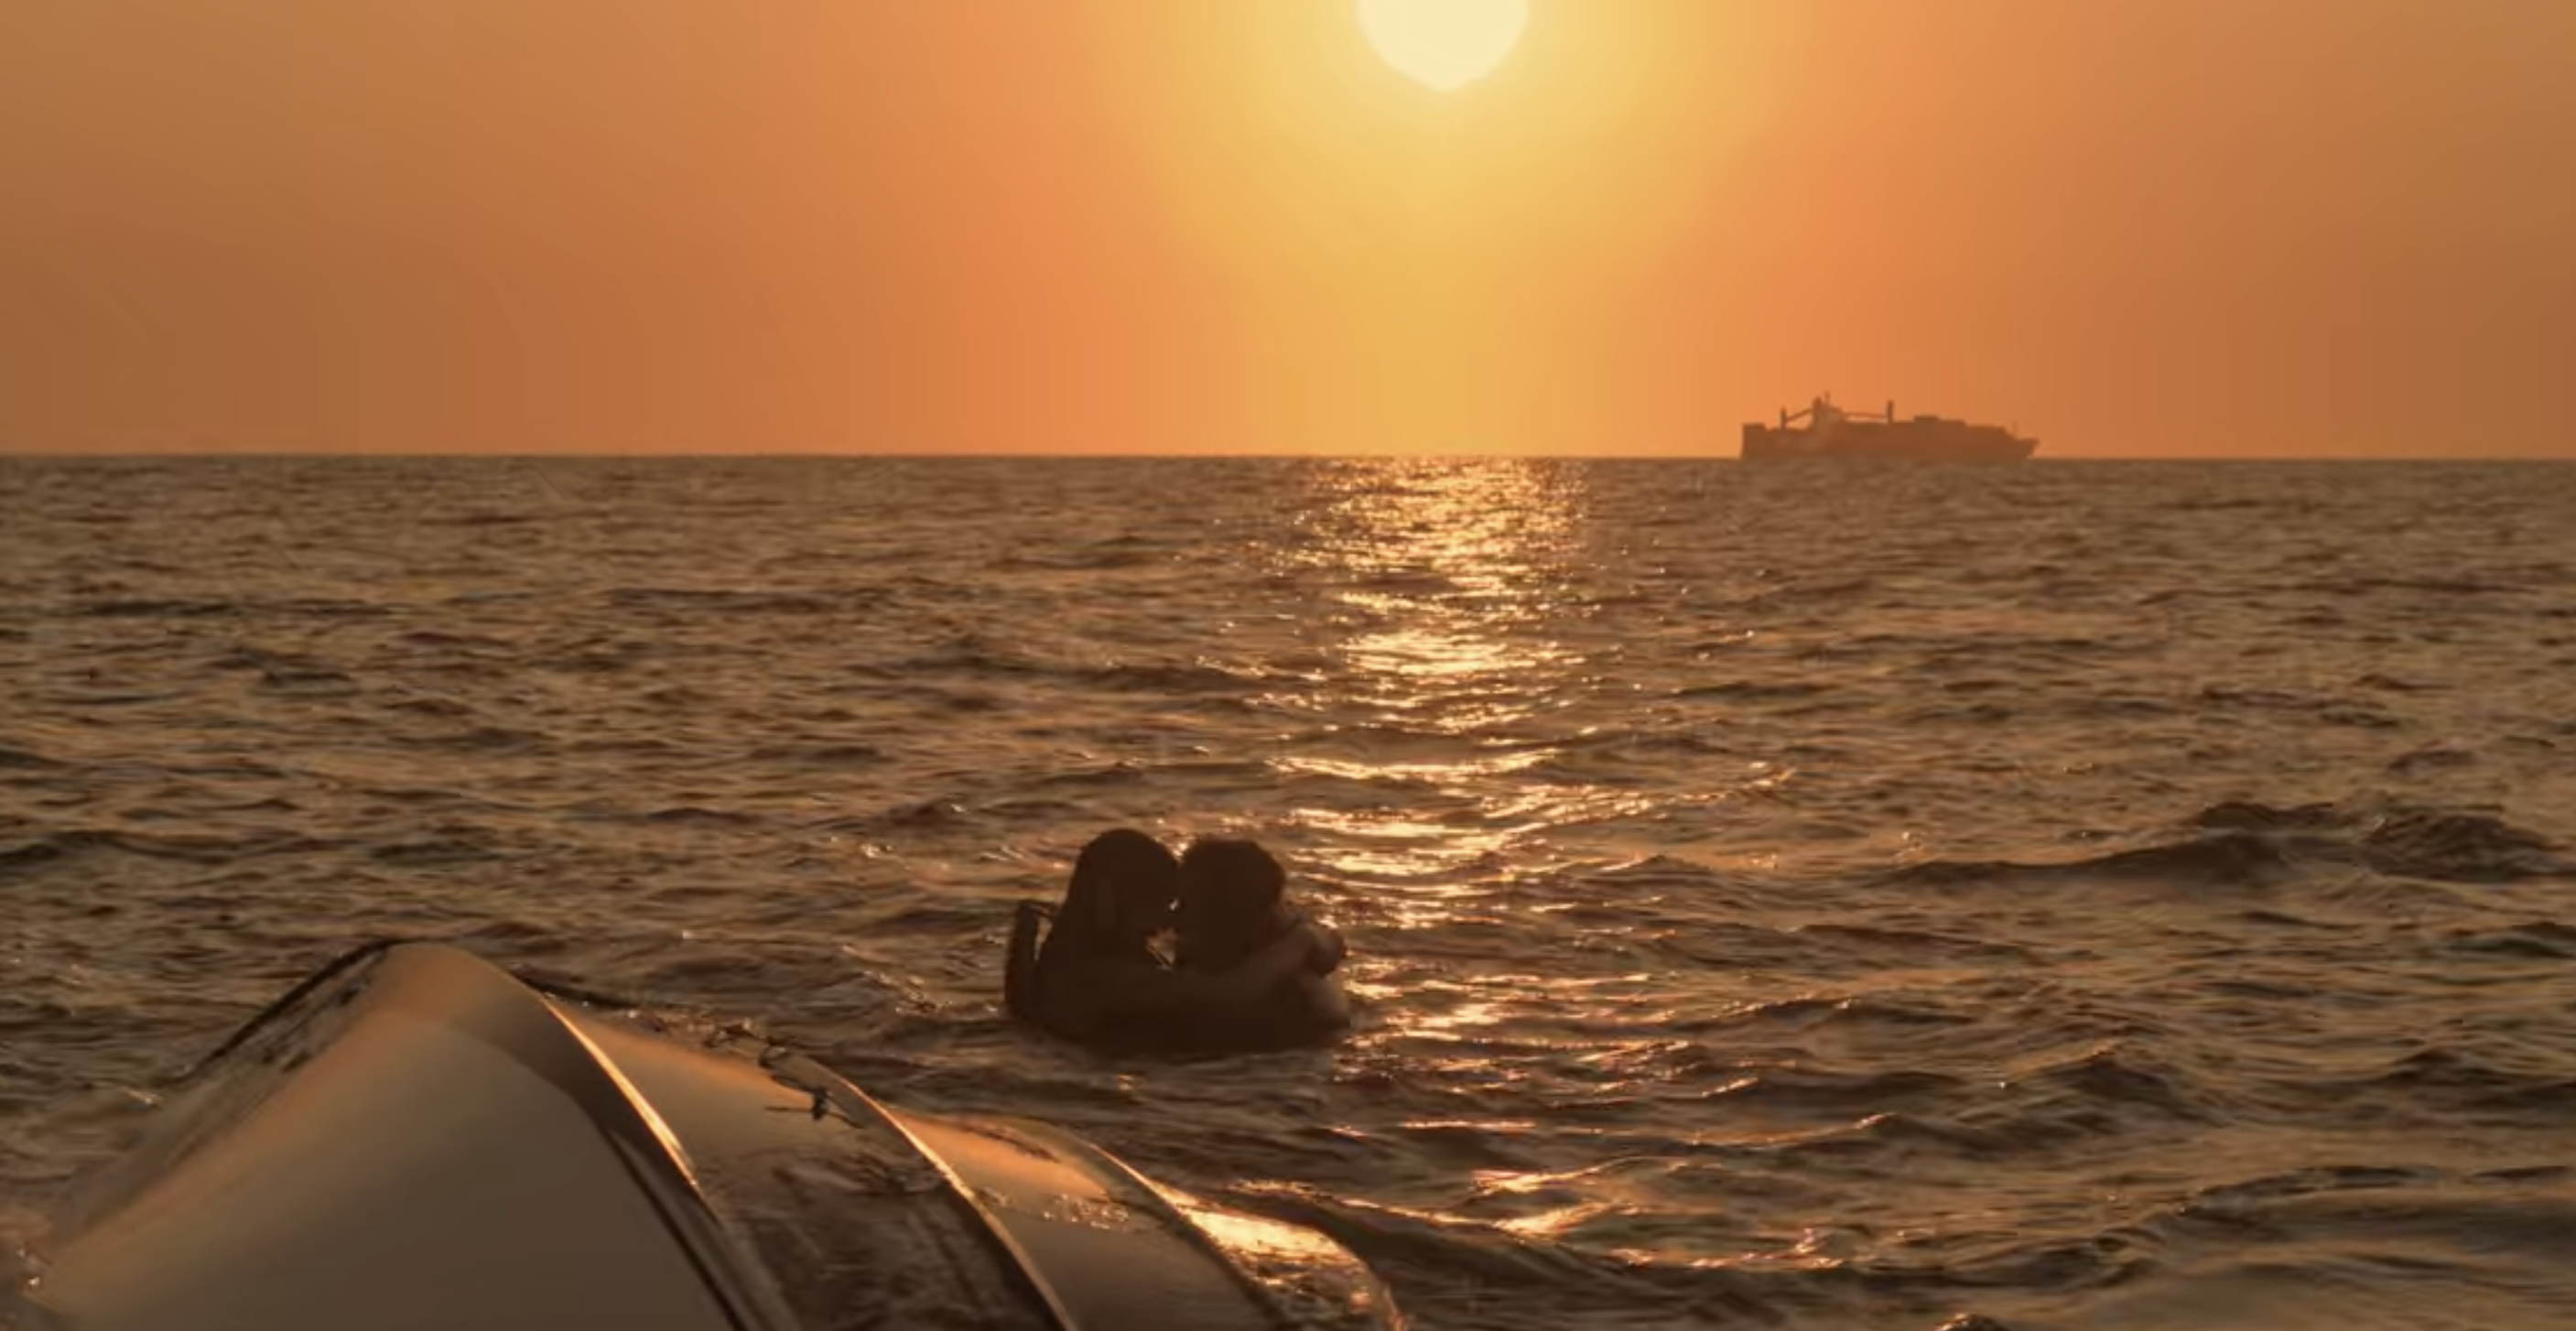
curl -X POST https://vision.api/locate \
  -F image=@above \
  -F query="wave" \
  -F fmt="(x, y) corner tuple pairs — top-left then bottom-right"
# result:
(992, 545), (1174, 573)
(635, 806), (766, 828)
(1792, 923), (2045, 965)
(2386, 743), (2480, 774)
(384, 693), (477, 720)
(890, 634), (1052, 679)
(1673, 679), (1835, 702)
(1698, 1064), (1978, 1113)
(1887, 800), (2569, 888)
(746, 741), (886, 768)
(73, 596), (238, 619)
(0, 744), (68, 770)
(391, 724), (552, 753)
(0, 827), (345, 872)
(2189, 800), (2345, 831)
(2291, 575), (2538, 598)
(601, 586), (874, 617)
(2357, 1049), (2576, 1118)
(386, 629), (519, 651)
(1229, 1184), (1791, 1330)
(2001, 1044), (2220, 1123)
(2446, 921), (2576, 960)
(1672, 994), (1984, 1041)
(2355, 806), (2566, 882)
(363, 833), (511, 867)
(2159, 1163), (2576, 1269)
(1078, 660), (1261, 696)
(1887, 829), (2299, 889)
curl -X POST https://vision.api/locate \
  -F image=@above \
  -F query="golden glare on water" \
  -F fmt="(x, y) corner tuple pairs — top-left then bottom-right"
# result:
(1321, 462), (1580, 721)
(1262, 459), (1781, 957)
(1271, 459), (1596, 888)
(1357, 0), (1532, 92)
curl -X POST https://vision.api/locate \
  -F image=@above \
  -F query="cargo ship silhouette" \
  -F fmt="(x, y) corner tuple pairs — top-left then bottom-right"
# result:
(1742, 395), (2038, 461)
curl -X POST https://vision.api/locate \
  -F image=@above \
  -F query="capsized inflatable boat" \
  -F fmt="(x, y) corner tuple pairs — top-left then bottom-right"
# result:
(10, 941), (1404, 1331)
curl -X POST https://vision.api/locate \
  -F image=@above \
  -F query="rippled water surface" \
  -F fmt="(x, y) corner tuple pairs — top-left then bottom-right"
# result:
(5, 457), (2574, 1330)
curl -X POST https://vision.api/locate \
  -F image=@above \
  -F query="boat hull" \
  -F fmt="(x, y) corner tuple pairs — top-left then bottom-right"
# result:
(11, 941), (1404, 1331)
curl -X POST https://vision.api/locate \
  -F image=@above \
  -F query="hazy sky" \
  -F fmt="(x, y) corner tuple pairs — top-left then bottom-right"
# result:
(5, 1), (2572, 457)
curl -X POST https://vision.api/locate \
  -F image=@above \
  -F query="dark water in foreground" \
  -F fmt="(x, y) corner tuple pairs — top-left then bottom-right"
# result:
(4, 456), (2574, 1330)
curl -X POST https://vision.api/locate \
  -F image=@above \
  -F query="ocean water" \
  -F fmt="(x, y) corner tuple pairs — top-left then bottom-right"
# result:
(3, 455), (2573, 1330)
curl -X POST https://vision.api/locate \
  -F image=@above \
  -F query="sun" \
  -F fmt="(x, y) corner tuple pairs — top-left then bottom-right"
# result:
(1357, 0), (1531, 92)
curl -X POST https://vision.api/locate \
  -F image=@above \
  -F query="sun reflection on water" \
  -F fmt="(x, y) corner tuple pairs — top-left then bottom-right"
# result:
(1265, 459), (1598, 887)
(1253, 460), (1823, 1272)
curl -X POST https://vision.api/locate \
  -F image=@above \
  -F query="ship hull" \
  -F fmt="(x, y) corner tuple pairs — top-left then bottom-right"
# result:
(1740, 419), (2036, 461)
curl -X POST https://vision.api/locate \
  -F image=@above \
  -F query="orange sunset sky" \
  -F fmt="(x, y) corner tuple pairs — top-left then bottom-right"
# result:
(3, 1), (2572, 458)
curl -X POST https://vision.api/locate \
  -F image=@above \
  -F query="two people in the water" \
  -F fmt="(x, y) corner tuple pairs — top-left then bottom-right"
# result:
(1005, 829), (1350, 1052)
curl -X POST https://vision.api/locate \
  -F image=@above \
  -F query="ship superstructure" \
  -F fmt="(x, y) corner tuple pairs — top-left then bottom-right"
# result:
(1741, 395), (2037, 461)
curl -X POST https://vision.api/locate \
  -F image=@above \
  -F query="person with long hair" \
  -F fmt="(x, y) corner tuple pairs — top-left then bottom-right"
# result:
(1171, 837), (1350, 1048)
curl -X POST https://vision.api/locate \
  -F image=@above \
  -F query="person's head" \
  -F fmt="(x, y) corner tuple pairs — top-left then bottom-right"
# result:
(1174, 838), (1289, 969)
(1058, 828), (1180, 949)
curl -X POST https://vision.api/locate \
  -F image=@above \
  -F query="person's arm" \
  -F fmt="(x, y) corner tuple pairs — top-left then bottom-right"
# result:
(1289, 970), (1354, 1035)
(1002, 901), (1051, 1022)
(1290, 913), (1346, 975)
(1161, 919), (1333, 1004)
(1065, 922), (1332, 1038)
